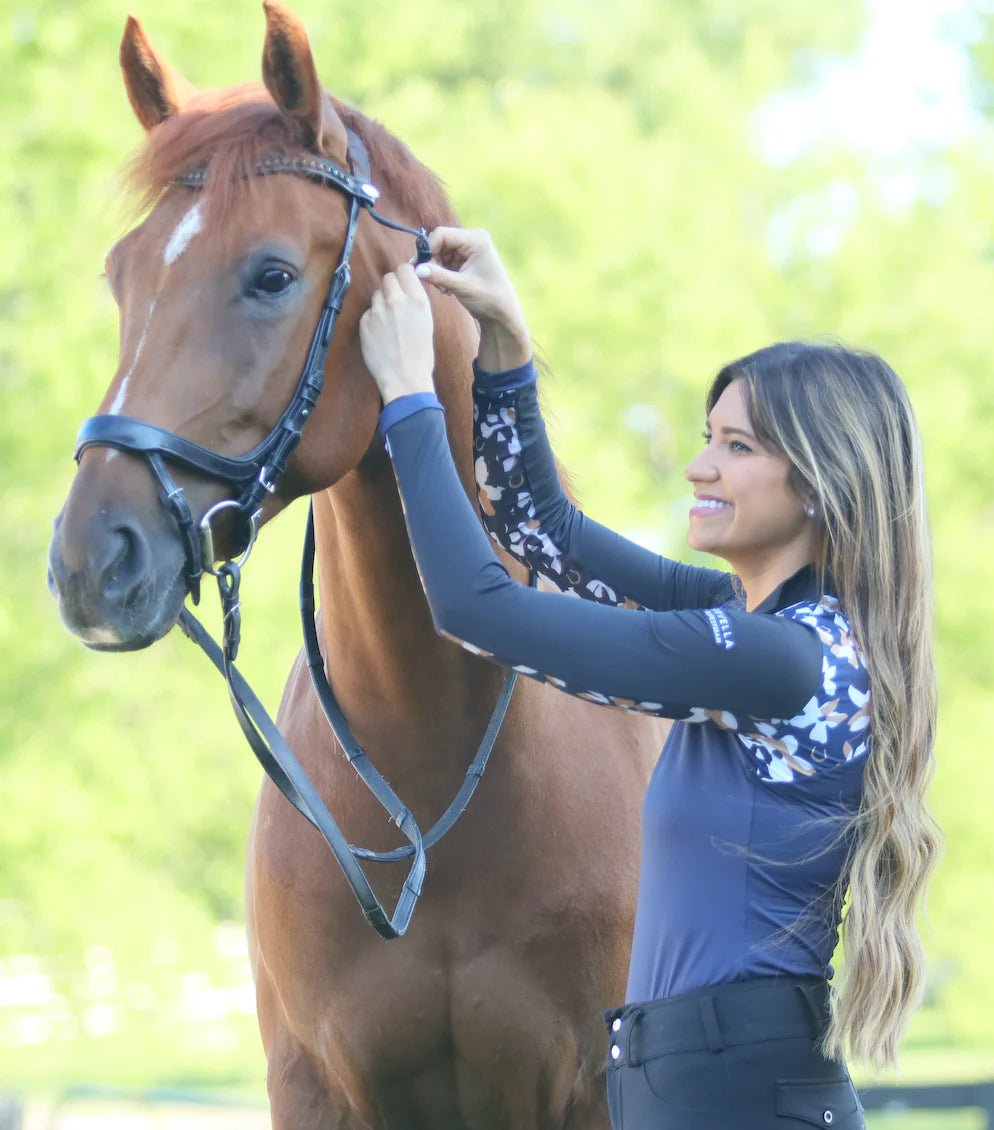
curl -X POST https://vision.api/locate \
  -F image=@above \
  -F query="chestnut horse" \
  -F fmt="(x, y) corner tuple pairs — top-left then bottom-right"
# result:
(47, 5), (661, 1126)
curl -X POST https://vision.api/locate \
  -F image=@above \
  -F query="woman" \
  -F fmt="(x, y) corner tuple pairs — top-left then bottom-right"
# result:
(358, 229), (939, 1129)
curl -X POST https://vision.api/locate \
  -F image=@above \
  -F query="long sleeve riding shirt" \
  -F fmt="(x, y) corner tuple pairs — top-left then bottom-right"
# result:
(378, 359), (870, 1005)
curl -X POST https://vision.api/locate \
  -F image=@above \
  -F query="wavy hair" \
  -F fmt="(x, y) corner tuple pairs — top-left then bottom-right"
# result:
(707, 341), (940, 1071)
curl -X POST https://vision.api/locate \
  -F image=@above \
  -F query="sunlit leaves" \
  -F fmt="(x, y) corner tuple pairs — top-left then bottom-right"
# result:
(3, 0), (993, 1086)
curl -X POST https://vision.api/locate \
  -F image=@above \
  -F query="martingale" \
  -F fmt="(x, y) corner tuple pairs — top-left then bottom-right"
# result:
(72, 132), (529, 939)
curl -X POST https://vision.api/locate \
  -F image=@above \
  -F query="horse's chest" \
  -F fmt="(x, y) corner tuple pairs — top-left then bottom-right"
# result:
(260, 936), (586, 1127)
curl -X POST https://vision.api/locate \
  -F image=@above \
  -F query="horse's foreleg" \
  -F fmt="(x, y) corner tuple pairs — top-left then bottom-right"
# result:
(256, 963), (350, 1130)
(267, 1048), (342, 1130)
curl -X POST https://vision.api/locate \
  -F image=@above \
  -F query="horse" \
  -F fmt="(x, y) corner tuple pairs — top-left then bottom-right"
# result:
(47, 4), (662, 1126)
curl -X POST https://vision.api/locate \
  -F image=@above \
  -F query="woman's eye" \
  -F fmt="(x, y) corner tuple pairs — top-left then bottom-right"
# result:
(252, 267), (295, 296)
(702, 430), (750, 453)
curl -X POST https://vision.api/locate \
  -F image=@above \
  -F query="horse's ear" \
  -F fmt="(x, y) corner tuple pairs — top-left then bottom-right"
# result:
(120, 15), (196, 131)
(261, 0), (348, 158)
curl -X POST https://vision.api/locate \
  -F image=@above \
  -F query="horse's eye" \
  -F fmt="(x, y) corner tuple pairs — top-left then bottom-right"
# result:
(252, 267), (295, 297)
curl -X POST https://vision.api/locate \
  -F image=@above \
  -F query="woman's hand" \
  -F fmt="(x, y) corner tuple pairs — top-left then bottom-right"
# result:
(416, 228), (531, 371)
(359, 263), (435, 405)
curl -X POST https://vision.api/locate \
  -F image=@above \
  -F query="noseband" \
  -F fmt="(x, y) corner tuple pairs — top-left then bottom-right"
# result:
(70, 131), (527, 939)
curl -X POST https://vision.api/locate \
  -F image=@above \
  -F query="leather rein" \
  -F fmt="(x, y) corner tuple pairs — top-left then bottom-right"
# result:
(72, 131), (525, 939)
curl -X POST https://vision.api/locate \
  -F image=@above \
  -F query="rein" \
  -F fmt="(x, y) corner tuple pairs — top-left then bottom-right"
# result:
(72, 131), (526, 939)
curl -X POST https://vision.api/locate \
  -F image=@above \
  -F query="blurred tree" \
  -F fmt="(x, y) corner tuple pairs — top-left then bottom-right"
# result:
(2, 0), (991, 1087)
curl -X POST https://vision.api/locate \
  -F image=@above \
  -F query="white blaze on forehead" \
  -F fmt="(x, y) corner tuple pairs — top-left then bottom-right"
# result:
(105, 298), (156, 460)
(102, 200), (203, 460)
(108, 298), (156, 417)
(163, 201), (204, 265)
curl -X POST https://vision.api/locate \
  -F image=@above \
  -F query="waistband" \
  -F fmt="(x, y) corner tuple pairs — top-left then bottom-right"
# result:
(603, 977), (831, 1067)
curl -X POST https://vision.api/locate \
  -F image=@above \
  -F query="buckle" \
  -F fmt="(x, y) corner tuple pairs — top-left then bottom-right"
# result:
(199, 499), (259, 576)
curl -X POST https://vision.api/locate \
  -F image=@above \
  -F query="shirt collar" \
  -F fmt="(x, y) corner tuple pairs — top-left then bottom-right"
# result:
(751, 562), (836, 614)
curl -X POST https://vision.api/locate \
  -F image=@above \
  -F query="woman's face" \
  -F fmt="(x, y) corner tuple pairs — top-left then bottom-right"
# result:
(684, 379), (815, 581)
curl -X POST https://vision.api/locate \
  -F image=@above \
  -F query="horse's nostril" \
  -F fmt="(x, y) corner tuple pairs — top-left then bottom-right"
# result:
(100, 522), (150, 603)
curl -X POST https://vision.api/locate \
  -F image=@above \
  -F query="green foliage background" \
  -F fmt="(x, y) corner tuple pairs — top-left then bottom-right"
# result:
(1, 0), (992, 1096)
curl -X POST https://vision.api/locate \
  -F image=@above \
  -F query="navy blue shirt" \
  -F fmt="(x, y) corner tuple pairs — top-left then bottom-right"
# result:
(381, 360), (870, 1002)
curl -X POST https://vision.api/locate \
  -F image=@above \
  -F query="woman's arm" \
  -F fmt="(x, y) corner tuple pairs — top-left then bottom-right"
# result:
(383, 399), (823, 722)
(359, 263), (821, 720)
(418, 227), (731, 611)
(473, 360), (733, 611)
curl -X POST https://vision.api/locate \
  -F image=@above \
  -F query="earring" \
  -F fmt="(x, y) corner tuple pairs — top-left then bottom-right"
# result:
(805, 504), (817, 518)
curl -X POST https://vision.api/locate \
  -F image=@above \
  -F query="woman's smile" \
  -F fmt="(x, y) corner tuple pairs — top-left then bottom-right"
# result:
(689, 494), (732, 519)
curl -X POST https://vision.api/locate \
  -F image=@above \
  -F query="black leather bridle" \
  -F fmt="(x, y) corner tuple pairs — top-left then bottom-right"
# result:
(72, 131), (525, 939)
(77, 134), (422, 604)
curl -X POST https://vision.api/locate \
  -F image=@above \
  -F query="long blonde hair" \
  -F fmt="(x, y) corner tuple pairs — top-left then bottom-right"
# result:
(708, 341), (941, 1071)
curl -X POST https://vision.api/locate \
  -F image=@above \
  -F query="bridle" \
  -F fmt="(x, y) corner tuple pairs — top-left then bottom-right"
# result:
(76, 133), (424, 603)
(72, 131), (527, 939)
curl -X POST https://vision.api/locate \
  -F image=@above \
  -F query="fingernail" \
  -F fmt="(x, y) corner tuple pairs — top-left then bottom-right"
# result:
(415, 264), (431, 278)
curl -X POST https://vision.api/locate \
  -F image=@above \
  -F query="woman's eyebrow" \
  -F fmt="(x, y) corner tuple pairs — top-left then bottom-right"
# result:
(704, 419), (758, 440)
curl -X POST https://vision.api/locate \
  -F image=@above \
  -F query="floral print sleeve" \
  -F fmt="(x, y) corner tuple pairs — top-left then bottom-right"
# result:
(683, 597), (872, 783)
(473, 365), (732, 613)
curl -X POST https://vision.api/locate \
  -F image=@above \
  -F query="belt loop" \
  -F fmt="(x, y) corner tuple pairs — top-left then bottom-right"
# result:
(699, 996), (724, 1053)
(795, 983), (825, 1034)
(625, 1008), (645, 1067)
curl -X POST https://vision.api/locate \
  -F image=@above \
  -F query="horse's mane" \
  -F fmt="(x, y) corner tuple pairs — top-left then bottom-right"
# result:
(123, 83), (456, 230)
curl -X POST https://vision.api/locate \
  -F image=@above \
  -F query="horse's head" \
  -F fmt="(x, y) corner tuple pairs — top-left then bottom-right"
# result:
(48, 2), (456, 650)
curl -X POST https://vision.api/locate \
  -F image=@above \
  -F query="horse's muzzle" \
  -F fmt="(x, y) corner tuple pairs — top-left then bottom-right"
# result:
(48, 500), (187, 651)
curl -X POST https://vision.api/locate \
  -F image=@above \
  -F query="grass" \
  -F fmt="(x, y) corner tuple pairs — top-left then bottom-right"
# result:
(866, 1116), (984, 1129)
(11, 1094), (989, 1129)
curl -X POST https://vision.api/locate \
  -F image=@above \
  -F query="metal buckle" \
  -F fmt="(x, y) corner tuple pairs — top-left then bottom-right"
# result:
(257, 464), (277, 494)
(415, 228), (431, 264)
(199, 499), (260, 576)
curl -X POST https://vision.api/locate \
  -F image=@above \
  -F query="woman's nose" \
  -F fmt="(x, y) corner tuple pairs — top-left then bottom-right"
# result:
(684, 452), (718, 482)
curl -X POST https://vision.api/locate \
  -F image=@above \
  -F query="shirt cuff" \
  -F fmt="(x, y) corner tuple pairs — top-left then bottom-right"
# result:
(472, 357), (537, 394)
(378, 392), (444, 438)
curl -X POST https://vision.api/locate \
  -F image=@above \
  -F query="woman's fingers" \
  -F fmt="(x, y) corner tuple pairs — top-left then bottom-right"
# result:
(380, 271), (403, 301)
(415, 261), (468, 294)
(360, 266), (436, 403)
(427, 225), (482, 262)
(404, 226), (527, 341)
(396, 262), (429, 302)
(372, 266), (428, 309)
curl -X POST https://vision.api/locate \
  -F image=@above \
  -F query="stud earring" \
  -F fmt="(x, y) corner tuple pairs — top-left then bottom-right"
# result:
(805, 504), (817, 518)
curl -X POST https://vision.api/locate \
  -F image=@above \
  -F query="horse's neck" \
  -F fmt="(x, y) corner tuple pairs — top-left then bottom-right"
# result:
(313, 310), (505, 759)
